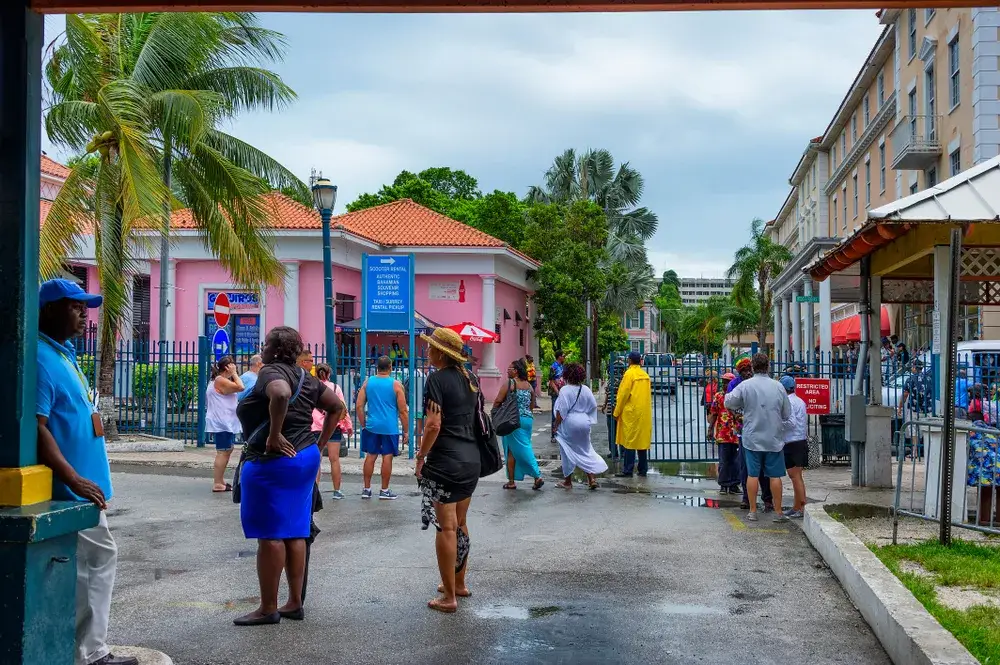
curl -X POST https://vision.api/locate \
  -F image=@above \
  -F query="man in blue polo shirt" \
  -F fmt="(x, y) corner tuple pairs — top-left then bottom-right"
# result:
(36, 279), (137, 665)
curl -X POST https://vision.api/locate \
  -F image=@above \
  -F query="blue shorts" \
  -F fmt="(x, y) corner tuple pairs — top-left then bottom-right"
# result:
(743, 449), (786, 478)
(361, 429), (400, 457)
(212, 431), (236, 451)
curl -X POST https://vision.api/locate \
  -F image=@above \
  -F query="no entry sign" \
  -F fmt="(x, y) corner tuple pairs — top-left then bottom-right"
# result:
(795, 377), (831, 415)
(213, 291), (231, 328)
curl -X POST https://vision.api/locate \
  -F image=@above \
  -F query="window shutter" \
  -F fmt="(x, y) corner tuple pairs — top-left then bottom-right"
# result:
(639, 310), (645, 330)
(640, 340), (645, 354)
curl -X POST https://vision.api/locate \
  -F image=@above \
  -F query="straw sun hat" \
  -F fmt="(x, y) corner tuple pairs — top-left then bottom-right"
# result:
(420, 327), (468, 363)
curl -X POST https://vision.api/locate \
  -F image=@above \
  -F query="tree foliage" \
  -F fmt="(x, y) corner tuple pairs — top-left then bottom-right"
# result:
(726, 218), (793, 351)
(43, 11), (299, 404)
(523, 202), (608, 349)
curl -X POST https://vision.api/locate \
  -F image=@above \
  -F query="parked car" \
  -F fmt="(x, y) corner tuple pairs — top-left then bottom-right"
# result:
(643, 353), (677, 395)
(678, 353), (704, 383)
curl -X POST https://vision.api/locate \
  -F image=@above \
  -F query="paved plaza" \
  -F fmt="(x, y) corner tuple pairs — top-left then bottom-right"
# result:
(105, 467), (889, 665)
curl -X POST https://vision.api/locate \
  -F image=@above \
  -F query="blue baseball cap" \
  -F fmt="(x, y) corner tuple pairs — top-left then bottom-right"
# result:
(779, 375), (796, 393)
(39, 278), (103, 308)
(627, 351), (642, 363)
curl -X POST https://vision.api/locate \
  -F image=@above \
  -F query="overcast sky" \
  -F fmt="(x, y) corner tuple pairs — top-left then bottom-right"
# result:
(43, 10), (883, 278)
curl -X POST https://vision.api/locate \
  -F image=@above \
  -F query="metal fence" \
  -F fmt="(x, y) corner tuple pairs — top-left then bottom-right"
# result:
(76, 334), (431, 454)
(892, 418), (1000, 542)
(605, 351), (944, 462)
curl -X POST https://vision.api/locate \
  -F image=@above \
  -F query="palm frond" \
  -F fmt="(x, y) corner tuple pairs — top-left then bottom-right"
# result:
(182, 66), (296, 115)
(202, 129), (303, 190)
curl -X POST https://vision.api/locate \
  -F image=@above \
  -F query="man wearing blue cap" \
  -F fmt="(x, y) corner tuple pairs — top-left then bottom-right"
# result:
(36, 279), (137, 665)
(780, 375), (808, 519)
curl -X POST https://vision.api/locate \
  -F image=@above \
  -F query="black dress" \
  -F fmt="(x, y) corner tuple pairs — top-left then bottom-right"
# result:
(419, 366), (480, 570)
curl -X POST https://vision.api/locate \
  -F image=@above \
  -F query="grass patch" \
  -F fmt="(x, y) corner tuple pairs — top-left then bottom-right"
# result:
(872, 540), (1000, 664)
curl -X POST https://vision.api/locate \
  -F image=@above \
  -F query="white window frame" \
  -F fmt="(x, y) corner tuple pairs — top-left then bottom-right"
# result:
(842, 184), (848, 227)
(863, 95), (870, 126)
(877, 71), (885, 107)
(948, 34), (960, 111)
(852, 174), (859, 218)
(878, 139), (886, 193)
(908, 9), (918, 60)
(925, 8), (935, 24)
(950, 146), (961, 176)
(851, 114), (857, 141)
(833, 195), (839, 230)
(864, 159), (871, 208)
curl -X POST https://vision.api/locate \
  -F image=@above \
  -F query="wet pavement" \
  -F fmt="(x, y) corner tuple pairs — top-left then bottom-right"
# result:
(105, 469), (889, 665)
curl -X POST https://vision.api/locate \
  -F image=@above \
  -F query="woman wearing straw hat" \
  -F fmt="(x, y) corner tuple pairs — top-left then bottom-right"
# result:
(414, 327), (482, 613)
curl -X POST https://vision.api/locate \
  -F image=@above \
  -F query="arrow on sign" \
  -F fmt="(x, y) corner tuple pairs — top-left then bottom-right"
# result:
(379, 257), (396, 265)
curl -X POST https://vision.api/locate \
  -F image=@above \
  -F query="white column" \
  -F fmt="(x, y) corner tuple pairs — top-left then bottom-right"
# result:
(480, 275), (499, 377)
(819, 278), (833, 359)
(869, 276), (883, 404)
(791, 287), (802, 360)
(804, 279), (816, 361)
(780, 297), (790, 362)
(772, 302), (781, 357)
(934, 245), (951, 413)
(283, 261), (300, 329)
(164, 260), (177, 342)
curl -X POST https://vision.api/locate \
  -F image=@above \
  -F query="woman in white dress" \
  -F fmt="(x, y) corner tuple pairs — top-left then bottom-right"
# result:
(553, 363), (608, 490)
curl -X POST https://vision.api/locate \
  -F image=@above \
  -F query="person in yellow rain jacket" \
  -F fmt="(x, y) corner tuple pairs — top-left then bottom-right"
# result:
(613, 351), (652, 478)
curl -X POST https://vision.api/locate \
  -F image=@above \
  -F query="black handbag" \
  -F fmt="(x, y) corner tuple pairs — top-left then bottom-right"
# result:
(492, 380), (521, 437)
(473, 388), (503, 478)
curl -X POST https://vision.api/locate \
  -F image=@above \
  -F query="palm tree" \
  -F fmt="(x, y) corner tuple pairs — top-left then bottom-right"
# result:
(43, 12), (301, 435)
(682, 296), (728, 356)
(724, 297), (760, 352)
(726, 218), (793, 352)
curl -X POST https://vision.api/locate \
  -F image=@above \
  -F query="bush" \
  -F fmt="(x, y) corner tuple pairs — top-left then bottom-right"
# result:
(78, 354), (96, 383)
(132, 363), (200, 414)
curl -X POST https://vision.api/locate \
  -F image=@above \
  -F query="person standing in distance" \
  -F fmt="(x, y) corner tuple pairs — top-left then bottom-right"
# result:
(356, 355), (409, 499)
(724, 353), (791, 523)
(547, 350), (567, 442)
(238, 354), (263, 401)
(613, 351), (653, 478)
(36, 279), (138, 665)
(779, 376), (809, 519)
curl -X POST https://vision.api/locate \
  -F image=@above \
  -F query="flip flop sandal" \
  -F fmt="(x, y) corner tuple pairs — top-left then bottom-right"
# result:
(503, 482), (517, 490)
(533, 478), (545, 491)
(589, 483), (600, 490)
(212, 483), (233, 493)
(555, 481), (572, 490)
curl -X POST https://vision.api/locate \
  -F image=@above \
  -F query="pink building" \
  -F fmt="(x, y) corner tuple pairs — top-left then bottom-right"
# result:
(44, 159), (539, 399)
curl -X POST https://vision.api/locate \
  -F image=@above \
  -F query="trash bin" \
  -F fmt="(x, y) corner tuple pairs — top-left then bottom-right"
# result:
(819, 414), (849, 462)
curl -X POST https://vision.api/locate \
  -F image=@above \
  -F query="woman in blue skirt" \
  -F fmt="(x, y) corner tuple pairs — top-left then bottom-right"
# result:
(234, 326), (345, 626)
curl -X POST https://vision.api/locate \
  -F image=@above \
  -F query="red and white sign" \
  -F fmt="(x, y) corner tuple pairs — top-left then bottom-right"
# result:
(445, 322), (497, 343)
(213, 291), (231, 328)
(795, 377), (831, 415)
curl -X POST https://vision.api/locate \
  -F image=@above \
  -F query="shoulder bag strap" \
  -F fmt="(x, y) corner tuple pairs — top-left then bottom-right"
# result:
(247, 367), (308, 443)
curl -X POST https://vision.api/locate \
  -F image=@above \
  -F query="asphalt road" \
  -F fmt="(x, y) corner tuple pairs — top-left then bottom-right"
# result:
(105, 470), (888, 665)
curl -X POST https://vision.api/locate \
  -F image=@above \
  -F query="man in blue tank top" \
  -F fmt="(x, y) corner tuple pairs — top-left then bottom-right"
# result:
(356, 355), (409, 499)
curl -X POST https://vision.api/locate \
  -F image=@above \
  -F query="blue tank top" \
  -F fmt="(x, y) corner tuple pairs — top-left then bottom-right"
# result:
(364, 375), (399, 435)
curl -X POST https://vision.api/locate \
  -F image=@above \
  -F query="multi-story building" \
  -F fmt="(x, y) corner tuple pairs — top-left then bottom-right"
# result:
(623, 301), (662, 354)
(768, 7), (1000, 358)
(679, 277), (735, 306)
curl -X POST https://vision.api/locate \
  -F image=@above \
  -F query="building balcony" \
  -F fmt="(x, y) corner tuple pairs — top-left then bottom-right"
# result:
(890, 115), (942, 171)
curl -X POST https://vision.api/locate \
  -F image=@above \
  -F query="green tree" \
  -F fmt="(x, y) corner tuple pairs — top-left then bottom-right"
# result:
(43, 12), (300, 433)
(660, 269), (680, 292)
(653, 275), (684, 352)
(347, 169), (528, 249)
(681, 296), (728, 356)
(726, 218), (793, 352)
(524, 202), (608, 349)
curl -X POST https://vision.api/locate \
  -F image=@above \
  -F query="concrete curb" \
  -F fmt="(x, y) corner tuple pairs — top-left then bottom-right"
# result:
(802, 503), (978, 665)
(109, 646), (172, 665)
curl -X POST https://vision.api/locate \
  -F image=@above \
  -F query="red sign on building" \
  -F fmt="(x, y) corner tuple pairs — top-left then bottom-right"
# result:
(795, 377), (831, 415)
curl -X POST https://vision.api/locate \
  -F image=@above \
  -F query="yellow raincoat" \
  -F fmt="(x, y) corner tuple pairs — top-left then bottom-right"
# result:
(613, 364), (652, 450)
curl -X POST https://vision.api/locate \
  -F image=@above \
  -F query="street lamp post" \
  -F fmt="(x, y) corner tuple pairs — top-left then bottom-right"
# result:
(312, 177), (338, 368)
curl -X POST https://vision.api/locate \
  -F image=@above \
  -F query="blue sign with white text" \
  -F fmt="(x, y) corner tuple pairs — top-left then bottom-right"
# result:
(365, 254), (412, 332)
(212, 327), (231, 361)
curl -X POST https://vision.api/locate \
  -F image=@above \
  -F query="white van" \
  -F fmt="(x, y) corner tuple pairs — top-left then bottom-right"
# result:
(881, 341), (1000, 409)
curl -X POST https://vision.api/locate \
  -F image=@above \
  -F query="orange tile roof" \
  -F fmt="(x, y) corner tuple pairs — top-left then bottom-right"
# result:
(41, 154), (70, 179)
(40, 199), (52, 223)
(170, 193), (537, 263)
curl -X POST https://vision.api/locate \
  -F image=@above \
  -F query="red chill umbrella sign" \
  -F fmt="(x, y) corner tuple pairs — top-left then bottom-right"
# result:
(445, 322), (497, 343)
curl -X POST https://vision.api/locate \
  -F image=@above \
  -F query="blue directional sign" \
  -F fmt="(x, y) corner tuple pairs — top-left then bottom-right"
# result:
(364, 254), (412, 332)
(212, 327), (231, 361)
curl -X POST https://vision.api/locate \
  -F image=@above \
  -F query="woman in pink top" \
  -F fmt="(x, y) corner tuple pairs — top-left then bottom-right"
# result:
(313, 364), (353, 499)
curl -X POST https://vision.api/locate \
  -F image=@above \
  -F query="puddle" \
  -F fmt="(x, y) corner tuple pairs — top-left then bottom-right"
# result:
(650, 462), (718, 480)
(658, 601), (724, 615)
(153, 568), (188, 580)
(475, 605), (564, 620)
(609, 488), (739, 509)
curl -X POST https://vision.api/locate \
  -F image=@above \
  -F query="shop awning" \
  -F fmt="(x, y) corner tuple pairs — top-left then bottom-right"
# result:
(335, 311), (441, 334)
(830, 306), (890, 346)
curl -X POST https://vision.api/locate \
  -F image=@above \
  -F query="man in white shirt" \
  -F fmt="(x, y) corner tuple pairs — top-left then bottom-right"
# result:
(780, 376), (808, 519)
(724, 353), (791, 523)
